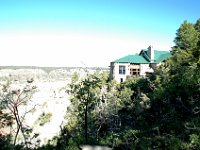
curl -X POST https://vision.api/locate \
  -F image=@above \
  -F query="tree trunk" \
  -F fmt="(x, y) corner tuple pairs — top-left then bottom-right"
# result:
(13, 108), (20, 146)
(13, 121), (20, 145)
(13, 106), (28, 149)
(84, 104), (88, 144)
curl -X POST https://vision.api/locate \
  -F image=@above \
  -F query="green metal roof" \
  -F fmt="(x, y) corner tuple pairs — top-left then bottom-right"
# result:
(113, 50), (171, 64)
(113, 54), (149, 64)
(154, 50), (171, 62)
(141, 49), (171, 63)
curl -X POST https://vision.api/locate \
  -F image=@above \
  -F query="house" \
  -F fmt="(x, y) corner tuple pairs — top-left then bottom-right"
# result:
(110, 46), (171, 82)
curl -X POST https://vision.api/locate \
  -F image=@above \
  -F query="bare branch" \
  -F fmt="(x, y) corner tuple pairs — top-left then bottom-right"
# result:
(184, 122), (200, 131)
(193, 106), (200, 114)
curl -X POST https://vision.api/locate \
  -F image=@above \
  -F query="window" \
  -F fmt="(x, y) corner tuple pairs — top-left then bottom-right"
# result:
(130, 68), (140, 76)
(119, 65), (126, 74)
(120, 78), (123, 82)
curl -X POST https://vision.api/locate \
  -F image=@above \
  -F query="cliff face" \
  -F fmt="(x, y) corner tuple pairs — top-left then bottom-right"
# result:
(0, 67), (108, 82)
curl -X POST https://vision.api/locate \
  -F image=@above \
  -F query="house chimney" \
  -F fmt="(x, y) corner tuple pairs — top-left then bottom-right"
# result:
(148, 45), (154, 62)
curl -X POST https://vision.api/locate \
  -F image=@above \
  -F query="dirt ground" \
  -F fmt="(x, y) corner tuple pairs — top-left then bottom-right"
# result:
(80, 145), (112, 150)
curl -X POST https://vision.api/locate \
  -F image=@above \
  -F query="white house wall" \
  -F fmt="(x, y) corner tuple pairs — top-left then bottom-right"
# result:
(140, 64), (154, 76)
(113, 63), (130, 82)
(110, 63), (155, 82)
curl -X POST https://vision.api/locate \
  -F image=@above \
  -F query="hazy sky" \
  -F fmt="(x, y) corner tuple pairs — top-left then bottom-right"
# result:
(0, 0), (199, 67)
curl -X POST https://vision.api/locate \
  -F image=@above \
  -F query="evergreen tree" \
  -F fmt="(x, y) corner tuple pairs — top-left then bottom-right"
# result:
(149, 19), (200, 149)
(194, 18), (200, 63)
(173, 20), (198, 53)
(68, 73), (103, 144)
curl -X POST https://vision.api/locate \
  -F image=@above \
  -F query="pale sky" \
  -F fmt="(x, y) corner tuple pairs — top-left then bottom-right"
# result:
(0, 0), (199, 67)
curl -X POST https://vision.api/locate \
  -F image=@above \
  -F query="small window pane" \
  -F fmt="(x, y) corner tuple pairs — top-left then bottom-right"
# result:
(119, 66), (126, 74)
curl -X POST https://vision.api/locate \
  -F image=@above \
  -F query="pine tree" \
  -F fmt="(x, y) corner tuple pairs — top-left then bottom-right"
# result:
(194, 19), (200, 63)
(173, 20), (198, 53)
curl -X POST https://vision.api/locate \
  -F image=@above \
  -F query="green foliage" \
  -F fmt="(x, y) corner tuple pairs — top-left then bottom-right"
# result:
(0, 78), (39, 149)
(0, 134), (14, 150)
(145, 18), (200, 150)
(189, 134), (200, 148)
(35, 112), (52, 126)
(67, 72), (106, 144)
(174, 20), (198, 52)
